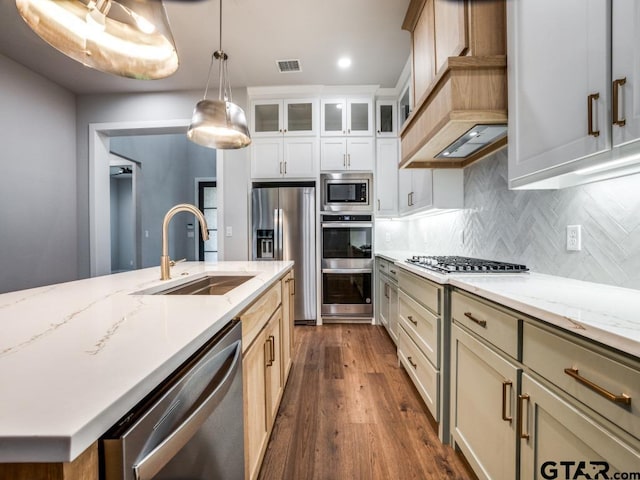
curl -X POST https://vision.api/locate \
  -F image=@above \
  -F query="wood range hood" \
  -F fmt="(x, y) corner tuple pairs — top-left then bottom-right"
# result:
(400, 0), (507, 169)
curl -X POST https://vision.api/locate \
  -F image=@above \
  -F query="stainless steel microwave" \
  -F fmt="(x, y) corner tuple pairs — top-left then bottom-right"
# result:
(320, 172), (373, 212)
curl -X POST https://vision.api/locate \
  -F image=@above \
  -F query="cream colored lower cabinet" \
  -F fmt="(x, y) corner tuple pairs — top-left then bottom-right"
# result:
(451, 289), (640, 480)
(519, 372), (640, 479)
(450, 323), (519, 480)
(376, 258), (398, 343)
(397, 268), (443, 433)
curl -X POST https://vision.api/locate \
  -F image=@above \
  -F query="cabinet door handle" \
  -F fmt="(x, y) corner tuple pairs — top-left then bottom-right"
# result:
(343, 153), (347, 167)
(613, 78), (627, 127)
(279, 161), (283, 175)
(269, 335), (276, 363)
(347, 153), (351, 168)
(348, 128), (351, 134)
(284, 161), (287, 175)
(390, 269), (396, 274)
(464, 311), (487, 328)
(265, 337), (273, 367)
(407, 315), (418, 326)
(502, 380), (513, 423)
(407, 356), (417, 369)
(564, 368), (631, 405)
(377, 199), (381, 211)
(587, 93), (600, 137)
(518, 394), (530, 440)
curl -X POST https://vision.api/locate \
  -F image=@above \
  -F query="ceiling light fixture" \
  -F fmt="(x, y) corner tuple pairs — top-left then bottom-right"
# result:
(338, 57), (352, 69)
(187, 0), (251, 150)
(15, 0), (179, 79)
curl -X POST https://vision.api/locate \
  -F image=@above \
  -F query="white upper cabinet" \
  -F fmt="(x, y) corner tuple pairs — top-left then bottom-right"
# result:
(321, 98), (374, 136)
(375, 138), (399, 216)
(320, 137), (374, 171)
(508, 0), (610, 188)
(398, 168), (463, 216)
(612, 0), (640, 148)
(376, 100), (397, 137)
(251, 137), (318, 179)
(251, 99), (317, 137)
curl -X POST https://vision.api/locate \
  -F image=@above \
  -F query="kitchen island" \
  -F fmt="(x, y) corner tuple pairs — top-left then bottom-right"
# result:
(0, 260), (293, 474)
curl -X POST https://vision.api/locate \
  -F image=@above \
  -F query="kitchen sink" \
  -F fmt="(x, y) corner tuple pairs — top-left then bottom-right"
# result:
(138, 274), (256, 296)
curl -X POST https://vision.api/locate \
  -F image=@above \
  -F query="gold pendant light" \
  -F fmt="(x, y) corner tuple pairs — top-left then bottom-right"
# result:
(15, 0), (179, 79)
(187, 0), (251, 150)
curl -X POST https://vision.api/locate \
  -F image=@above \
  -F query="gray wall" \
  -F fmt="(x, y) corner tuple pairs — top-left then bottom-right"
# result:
(76, 89), (251, 278)
(0, 55), (77, 293)
(110, 176), (134, 272)
(376, 149), (640, 290)
(109, 134), (216, 267)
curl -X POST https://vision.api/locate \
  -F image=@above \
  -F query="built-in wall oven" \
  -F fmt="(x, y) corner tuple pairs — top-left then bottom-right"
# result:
(321, 214), (373, 318)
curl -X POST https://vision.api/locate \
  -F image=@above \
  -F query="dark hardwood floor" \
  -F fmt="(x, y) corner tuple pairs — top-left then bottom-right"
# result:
(258, 324), (475, 480)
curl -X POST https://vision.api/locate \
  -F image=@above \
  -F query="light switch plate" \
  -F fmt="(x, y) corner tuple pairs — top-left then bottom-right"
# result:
(225, 226), (233, 237)
(566, 225), (582, 251)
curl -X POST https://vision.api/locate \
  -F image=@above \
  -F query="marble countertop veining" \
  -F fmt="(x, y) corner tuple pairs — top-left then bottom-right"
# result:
(0, 261), (293, 463)
(375, 252), (640, 359)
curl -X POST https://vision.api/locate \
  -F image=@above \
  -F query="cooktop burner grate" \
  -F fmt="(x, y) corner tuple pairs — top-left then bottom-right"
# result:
(406, 255), (529, 274)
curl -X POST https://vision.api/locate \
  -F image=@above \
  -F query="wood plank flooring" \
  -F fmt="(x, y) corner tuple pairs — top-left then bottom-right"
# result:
(258, 324), (475, 480)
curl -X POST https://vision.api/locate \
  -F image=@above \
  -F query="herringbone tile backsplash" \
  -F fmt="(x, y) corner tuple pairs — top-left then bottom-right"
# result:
(376, 150), (640, 290)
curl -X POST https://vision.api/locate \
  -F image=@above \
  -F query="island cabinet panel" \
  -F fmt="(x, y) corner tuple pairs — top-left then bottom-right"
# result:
(0, 442), (98, 480)
(242, 269), (293, 480)
(241, 281), (282, 353)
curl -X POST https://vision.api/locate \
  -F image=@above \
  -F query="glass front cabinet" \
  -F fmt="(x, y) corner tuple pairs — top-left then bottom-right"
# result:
(321, 98), (373, 136)
(251, 99), (317, 137)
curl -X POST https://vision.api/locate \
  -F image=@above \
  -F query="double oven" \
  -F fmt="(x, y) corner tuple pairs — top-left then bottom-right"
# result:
(320, 173), (373, 319)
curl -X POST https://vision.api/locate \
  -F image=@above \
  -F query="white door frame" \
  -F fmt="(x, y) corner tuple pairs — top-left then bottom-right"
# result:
(89, 119), (224, 277)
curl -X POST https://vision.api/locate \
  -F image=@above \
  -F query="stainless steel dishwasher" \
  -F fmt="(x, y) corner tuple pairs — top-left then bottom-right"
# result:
(101, 320), (244, 480)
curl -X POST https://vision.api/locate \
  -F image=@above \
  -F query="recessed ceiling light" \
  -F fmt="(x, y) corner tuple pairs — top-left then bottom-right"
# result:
(338, 57), (351, 69)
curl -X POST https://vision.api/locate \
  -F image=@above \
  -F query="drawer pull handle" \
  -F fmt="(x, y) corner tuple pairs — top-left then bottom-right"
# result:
(269, 335), (276, 364)
(502, 380), (513, 423)
(407, 356), (417, 369)
(265, 337), (273, 367)
(464, 312), (487, 328)
(564, 368), (631, 405)
(408, 315), (418, 326)
(588, 93), (600, 137)
(390, 269), (397, 274)
(613, 78), (627, 127)
(518, 394), (530, 440)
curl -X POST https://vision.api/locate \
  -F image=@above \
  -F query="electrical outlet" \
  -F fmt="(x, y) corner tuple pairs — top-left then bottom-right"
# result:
(225, 226), (233, 237)
(566, 225), (582, 251)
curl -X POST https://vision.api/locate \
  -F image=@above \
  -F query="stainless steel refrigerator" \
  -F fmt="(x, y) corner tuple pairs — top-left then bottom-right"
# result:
(251, 183), (316, 324)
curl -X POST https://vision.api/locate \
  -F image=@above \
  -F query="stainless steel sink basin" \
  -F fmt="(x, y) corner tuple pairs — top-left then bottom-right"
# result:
(152, 274), (255, 295)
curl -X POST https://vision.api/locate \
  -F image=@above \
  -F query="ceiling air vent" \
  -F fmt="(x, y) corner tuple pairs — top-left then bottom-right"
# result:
(276, 59), (302, 73)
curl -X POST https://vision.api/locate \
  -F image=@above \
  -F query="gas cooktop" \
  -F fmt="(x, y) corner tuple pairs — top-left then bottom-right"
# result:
(406, 255), (529, 274)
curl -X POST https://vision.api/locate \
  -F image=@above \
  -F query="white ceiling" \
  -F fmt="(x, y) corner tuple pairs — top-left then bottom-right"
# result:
(0, 0), (411, 95)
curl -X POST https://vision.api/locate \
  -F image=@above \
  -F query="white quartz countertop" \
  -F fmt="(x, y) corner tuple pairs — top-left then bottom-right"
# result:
(376, 253), (640, 359)
(0, 261), (292, 463)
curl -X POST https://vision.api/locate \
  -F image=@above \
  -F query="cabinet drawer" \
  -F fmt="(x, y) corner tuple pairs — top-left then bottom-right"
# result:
(398, 291), (440, 368)
(523, 322), (640, 440)
(241, 282), (282, 352)
(378, 258), (390, 274)
(451, 291), (520, 359)
(398, 268), (441, 315)
(398, 324), (439, 421)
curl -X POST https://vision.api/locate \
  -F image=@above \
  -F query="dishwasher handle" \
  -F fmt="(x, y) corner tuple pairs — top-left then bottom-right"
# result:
(133, 340), (242, 480)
